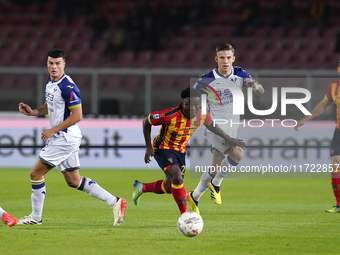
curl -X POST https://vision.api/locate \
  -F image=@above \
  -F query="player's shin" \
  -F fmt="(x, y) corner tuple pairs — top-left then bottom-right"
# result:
(31, 179), (46, 221)
(77, 177), (117, 207)
(143, 180), (167, 194)
(171, 183), (187, 214)
(212, 156), (238, 187)
(331, 172), (340, 206)
(192, 169), (214, 201)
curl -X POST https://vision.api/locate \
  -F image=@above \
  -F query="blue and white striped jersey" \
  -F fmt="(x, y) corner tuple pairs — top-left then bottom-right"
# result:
(193, 66), (254, 132)
(45, 74), (82, 141)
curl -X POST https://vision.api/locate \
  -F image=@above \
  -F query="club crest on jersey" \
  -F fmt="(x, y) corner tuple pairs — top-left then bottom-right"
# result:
(167, 158), (173, 163)
(193, 120), (199, 126)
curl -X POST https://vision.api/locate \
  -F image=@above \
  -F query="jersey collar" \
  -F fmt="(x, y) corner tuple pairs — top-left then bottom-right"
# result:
(215, 67), (233, 78)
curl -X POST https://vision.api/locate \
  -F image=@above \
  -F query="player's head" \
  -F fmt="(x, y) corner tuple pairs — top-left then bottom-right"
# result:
(47, 49), (66, 81)
(215, 43), (235, 76)
(181, 87), (201, 118)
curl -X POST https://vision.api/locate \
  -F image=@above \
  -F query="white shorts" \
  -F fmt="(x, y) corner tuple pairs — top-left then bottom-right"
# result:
(205, 128), (237, 155)
(39, 133), (81, 173)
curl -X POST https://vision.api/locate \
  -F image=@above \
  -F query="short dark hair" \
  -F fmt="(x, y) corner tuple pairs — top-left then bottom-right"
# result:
(216, 43), (235, 55)
(47, 49), (66, 61)
(180, 87), (201, 99)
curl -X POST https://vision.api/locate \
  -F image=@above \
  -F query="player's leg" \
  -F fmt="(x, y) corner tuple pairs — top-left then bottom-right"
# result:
(326, 155), (340, 213)
(63, 169), (126, 226)
(165, 164), (187, 214)
(190, 149), (223, 205)
(0, 206), (18, 227)
(326, 128), (340, 213)
(17, 158), (52, 225)
(210, 146), (243, 203)
(132, 150), (170, 205)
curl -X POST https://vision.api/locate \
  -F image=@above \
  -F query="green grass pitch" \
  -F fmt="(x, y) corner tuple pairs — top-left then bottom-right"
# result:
(0, 168), (339, 255)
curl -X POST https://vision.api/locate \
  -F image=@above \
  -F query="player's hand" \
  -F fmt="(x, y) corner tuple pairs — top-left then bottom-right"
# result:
(41, 129), (56, 142)
(226, 137), (246, 149)
(245, 79), (264, 94)
(144, 147), (154, 164)
(294, 119), (305, 131)
(18, 102), (33, 116)
(253, 84), (265, 94)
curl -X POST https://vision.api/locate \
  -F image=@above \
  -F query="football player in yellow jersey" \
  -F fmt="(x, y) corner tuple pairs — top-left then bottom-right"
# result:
(132, 88), (246, 215)
(295, 61), (340, 213)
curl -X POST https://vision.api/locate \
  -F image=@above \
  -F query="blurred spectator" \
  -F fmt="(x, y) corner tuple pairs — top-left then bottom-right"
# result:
(103, 22), (125, 58)
(234, 0), (261, 36)
(89, 14), (109, 44)
(140, 17), (160, 51)
(268, 0), (295, 31)
(309, 0), (330, 30)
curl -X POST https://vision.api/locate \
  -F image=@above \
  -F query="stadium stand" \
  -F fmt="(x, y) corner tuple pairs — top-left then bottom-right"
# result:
(1, 0), (340, 94)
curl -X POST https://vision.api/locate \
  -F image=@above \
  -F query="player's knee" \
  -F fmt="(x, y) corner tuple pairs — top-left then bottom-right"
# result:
(229, 147), (243, 162)
(29, 170), (43, 181)
(66, 180), (78, 188)
(171, 175), (183, 185)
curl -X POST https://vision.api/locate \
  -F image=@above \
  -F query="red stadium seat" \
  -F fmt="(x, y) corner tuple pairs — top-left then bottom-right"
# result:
(134, 51), (153, 68)
(0, 52), (12, 66)
(15, 76), (36, 89)
(152, 51), (170, 68)
(115, 51), (134, 68)
(65, 52), (83, 67)
(81, 52), (100, 67)
(257, 51), (275, 69)
(266, 41), (284, 53)
(186, 53), (205, 68)
(282, 41), (301, 54)
(309, 52), (328, 69)
(9, 52), (30, 67)
(286, 28), (302, 38)
(292, 52), (310, 69)
(275, 52), (293, 69)
(99, 75), (122, 89)
(168, 51), (188, 68)
(153, 76), (175, 90)
(122, 76), (143, 90)
(0, 74), (16, 89)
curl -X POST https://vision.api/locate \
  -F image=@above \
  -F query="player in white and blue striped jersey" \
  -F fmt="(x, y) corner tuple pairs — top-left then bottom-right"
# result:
(17, 49), (126, 226)
(189, 43), (264, 214)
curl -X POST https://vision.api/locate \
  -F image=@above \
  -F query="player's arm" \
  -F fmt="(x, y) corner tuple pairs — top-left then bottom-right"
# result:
(244, 78), (265, 94)
(143, 116), (154, 164)
(41, 106), (82, 142)
(204, 122), (246, 149)
(18, 102), (48, 116)
(294, 98), (332, 131)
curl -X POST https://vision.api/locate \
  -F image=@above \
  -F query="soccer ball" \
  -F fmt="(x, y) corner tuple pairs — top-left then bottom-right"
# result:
(177, 212), (203, 237)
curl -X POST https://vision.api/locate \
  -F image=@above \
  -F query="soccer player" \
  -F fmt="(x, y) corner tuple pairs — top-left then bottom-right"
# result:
(17, 49), (126, 226)
(189, 43), (265, 214)
(132, 88), (246, 214)
(0, 207), (17, 227)
(294, 60), (340, 213)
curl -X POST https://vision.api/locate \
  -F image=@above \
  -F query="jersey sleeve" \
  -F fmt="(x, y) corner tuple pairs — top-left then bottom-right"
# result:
(233, 66), (259, 87)
(61, 83), (82, 109)
(325, 83), (333, 101)
(148, 110), (167, 126)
